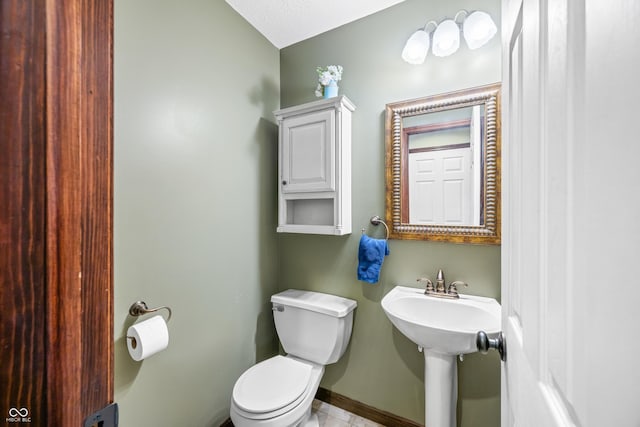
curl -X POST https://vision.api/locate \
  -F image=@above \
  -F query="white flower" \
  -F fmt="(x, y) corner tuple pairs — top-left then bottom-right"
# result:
(326, 65), (343, 81)
(319, 71), (333, 86)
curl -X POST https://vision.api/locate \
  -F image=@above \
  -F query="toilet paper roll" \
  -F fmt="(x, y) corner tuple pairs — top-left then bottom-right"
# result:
(127, 315), (169, 361)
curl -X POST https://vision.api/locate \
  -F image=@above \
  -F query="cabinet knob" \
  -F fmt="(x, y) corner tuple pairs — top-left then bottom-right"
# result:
(282, 180), (287, 185)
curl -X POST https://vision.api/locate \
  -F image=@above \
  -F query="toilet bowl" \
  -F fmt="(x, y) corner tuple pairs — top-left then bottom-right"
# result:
(230, 356), (323, 427)
(230, 289), (357, 427)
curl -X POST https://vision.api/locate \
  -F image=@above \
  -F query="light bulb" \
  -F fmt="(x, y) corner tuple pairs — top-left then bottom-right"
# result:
(432, 19), (460, 57)
(463, 11), (497, 49)
(401, 29), (430, 65)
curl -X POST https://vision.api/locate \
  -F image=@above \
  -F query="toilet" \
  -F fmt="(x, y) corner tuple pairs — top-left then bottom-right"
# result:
(230, 289), (357, 427)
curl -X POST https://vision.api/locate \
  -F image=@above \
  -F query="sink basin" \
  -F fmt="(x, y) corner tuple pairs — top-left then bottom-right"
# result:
(381, 286), (501, 355)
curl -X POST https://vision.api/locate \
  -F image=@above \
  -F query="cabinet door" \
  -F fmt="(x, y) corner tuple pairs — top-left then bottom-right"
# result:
(281, 109), (335, 193)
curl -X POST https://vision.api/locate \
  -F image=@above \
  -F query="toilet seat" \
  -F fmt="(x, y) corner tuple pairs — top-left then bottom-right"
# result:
(232, 355), (313, 420)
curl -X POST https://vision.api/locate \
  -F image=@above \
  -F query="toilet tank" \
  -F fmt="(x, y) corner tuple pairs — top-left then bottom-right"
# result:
(271, 289), (357, 365)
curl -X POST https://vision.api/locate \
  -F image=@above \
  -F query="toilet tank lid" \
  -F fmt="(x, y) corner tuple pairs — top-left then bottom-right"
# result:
(271, 289), (357, 317)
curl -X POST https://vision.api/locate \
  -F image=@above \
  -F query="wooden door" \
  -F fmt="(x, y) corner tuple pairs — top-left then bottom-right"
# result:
(0, 1), (114, 425)
(501, 0), (640, 425)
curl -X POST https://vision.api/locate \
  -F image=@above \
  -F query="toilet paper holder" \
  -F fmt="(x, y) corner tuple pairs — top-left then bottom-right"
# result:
(128, 301), (172, 322)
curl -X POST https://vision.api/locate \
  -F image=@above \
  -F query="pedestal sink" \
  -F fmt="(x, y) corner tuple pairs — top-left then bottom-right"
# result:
(381, 286), (501, 427)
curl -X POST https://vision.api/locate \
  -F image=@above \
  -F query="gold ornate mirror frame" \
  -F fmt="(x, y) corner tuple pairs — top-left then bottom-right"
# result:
(384, 83), (501, 244)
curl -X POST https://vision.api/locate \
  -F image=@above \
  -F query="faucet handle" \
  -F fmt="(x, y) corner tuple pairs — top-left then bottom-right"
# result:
(417, 277), (434, 294)
(447, 281), (468, 297)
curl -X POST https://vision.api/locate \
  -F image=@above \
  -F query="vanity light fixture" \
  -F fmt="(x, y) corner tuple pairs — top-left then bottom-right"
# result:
(402, 10), (497, 64)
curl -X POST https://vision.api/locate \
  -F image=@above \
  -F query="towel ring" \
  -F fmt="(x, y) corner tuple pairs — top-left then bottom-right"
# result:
(361, 215), (389, 240)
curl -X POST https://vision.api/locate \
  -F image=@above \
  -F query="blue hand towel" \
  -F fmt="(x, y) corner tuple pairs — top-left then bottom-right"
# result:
(357, 234), (390, 284)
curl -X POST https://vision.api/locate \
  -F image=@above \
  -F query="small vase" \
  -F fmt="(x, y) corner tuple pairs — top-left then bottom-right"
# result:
(324, 80), (339, 99)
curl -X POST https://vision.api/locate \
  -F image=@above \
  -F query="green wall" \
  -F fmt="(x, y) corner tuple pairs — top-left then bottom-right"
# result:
(114, 1), (280, 425)
(279, 0), (502, 425)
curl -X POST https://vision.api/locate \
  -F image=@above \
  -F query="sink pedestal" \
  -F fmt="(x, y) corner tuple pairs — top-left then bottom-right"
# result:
(424, 351), (457, 427)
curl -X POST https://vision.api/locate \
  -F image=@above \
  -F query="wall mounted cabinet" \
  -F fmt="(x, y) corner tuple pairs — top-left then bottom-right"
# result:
(274, 96), (355, 235)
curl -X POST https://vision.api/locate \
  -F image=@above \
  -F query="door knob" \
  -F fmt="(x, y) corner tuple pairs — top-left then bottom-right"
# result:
(476, 331), (506, 361)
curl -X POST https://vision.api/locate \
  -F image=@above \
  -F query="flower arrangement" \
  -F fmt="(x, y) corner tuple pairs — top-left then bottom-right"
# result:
(315, 65), (343, 97)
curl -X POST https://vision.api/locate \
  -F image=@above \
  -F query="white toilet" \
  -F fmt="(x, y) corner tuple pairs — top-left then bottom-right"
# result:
(230, 289), (357, 427)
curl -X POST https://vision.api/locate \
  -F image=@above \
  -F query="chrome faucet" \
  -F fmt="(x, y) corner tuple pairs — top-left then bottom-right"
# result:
(417, 269), (468, 299)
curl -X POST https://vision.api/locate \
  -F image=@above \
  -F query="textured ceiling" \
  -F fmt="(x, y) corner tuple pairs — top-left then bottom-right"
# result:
(225, 0), (407, 49)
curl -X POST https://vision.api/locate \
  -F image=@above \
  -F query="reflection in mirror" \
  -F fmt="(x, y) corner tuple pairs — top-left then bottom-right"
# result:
(385, 83), (501, 244)
(403, 105), (485, 226)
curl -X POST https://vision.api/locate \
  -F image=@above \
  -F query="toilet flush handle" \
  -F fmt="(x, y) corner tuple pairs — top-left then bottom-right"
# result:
(272, 304), (284, 312)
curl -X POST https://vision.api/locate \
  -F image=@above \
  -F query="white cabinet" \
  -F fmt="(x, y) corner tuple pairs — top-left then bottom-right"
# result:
(274, 96), (355, 235)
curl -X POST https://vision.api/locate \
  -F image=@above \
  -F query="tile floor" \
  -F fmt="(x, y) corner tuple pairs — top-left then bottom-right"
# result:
(312, 399), (385, 427)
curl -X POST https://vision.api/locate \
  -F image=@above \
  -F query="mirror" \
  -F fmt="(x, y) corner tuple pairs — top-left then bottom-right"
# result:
(384, 83), (501, 244)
